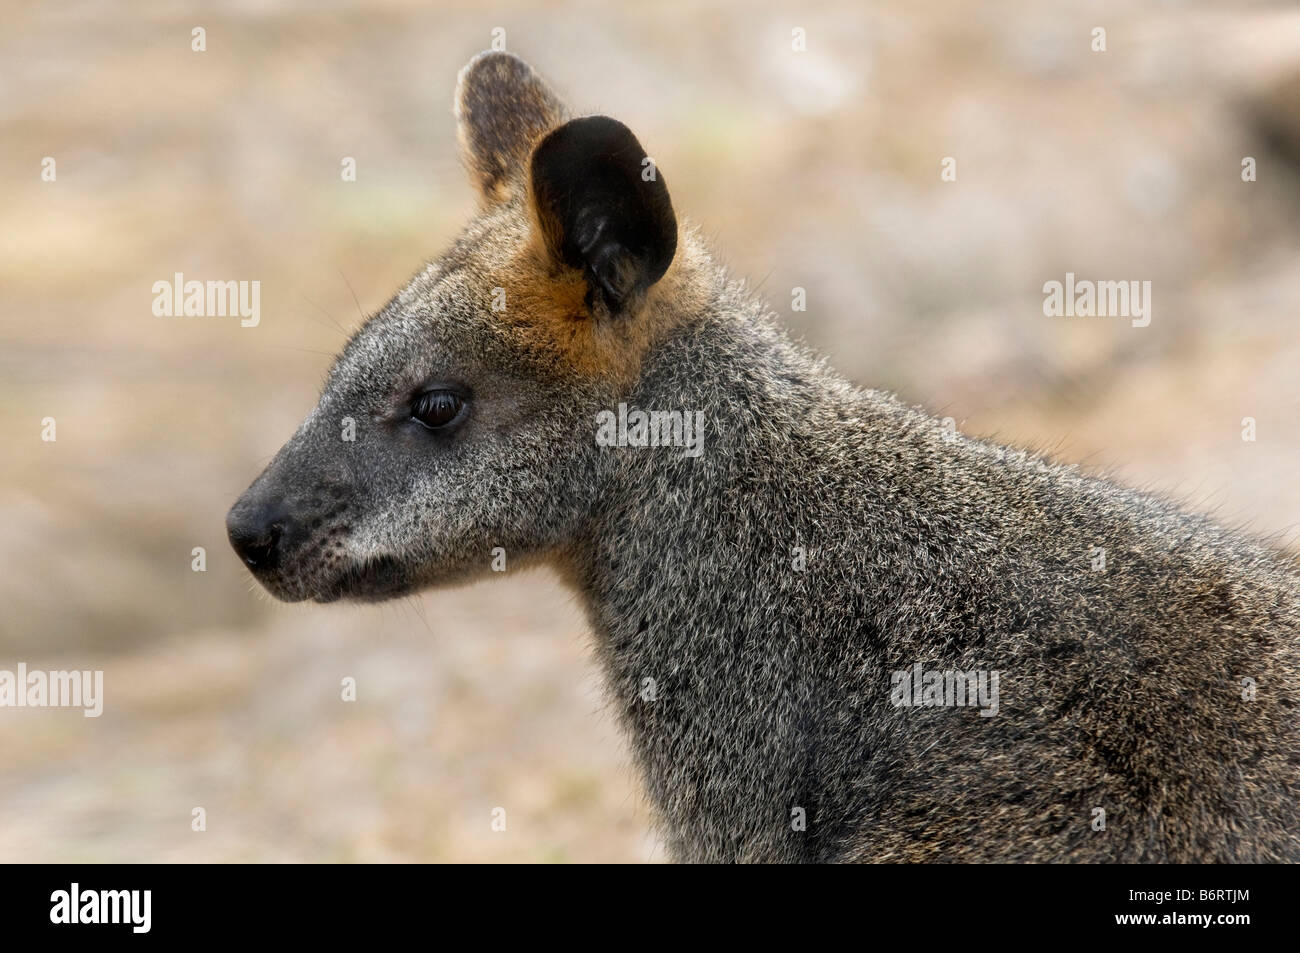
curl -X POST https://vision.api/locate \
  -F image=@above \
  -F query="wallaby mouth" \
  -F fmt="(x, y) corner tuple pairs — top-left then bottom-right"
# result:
(226, 478), (393, 603)
(312, 554), (411, 604)
(227, 490), (412, 603)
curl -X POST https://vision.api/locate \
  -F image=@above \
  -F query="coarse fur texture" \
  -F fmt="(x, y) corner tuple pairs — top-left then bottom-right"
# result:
(229, 51), (1300, 863)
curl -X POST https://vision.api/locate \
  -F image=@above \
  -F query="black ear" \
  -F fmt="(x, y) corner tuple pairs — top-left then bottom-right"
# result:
(456, 52), (567, 203)
(529, 116), (677, 316)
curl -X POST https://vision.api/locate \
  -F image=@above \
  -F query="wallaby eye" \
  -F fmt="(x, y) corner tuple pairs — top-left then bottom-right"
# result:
(411, 388), (466, 430)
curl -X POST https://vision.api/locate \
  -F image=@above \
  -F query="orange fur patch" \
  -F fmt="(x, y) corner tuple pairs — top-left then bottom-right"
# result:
(491, 226), (711, 385)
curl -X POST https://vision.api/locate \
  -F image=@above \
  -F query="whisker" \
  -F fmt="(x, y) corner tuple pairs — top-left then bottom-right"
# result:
(339, 269), (368, 321)
(299, 293), (351, 339)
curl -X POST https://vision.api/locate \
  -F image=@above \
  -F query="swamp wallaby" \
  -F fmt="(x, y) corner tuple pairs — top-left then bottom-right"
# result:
(228, 51), (1300, 863)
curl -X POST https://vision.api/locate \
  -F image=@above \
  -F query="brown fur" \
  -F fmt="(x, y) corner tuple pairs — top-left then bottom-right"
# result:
(455, 51), (568, 204)
(485, 223), (711, 385)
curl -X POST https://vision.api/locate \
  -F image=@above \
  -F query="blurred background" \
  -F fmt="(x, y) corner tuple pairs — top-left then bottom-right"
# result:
(2, 0), (1300, 862)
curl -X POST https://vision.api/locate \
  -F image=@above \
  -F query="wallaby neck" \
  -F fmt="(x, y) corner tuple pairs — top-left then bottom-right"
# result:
(572, 291), (886, 861)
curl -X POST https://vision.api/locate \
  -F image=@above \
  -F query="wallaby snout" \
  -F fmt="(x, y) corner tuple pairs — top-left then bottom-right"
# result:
(225, 495), (286, 572)
(227, 439), (364, 603)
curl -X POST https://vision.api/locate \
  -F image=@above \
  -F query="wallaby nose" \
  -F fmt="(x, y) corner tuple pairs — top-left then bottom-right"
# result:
(226, 502), (288, 571)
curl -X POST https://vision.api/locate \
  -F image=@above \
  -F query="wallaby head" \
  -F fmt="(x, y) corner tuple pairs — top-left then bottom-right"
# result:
(227, 51), (703, 602)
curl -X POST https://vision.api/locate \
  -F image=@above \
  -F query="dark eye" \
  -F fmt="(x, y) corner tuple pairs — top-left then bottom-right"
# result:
(411, 389), (466, 430)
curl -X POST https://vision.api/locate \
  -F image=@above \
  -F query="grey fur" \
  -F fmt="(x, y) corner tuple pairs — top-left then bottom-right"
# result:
(229, 52), (1300, 863)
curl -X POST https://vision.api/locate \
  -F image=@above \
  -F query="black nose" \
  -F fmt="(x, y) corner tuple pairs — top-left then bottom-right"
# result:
(226, 502), (288, 571)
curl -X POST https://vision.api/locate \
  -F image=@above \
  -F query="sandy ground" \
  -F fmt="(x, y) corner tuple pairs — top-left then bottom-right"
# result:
(2, 0), (1300, 861)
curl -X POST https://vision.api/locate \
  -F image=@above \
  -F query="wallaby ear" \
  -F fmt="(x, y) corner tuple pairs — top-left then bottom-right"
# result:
(529, 116), (677, 317)
(455, 51), (568, 203)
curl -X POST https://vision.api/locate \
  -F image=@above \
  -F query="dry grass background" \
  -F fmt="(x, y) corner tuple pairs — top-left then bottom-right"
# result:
(2, 0), (1300, 861)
